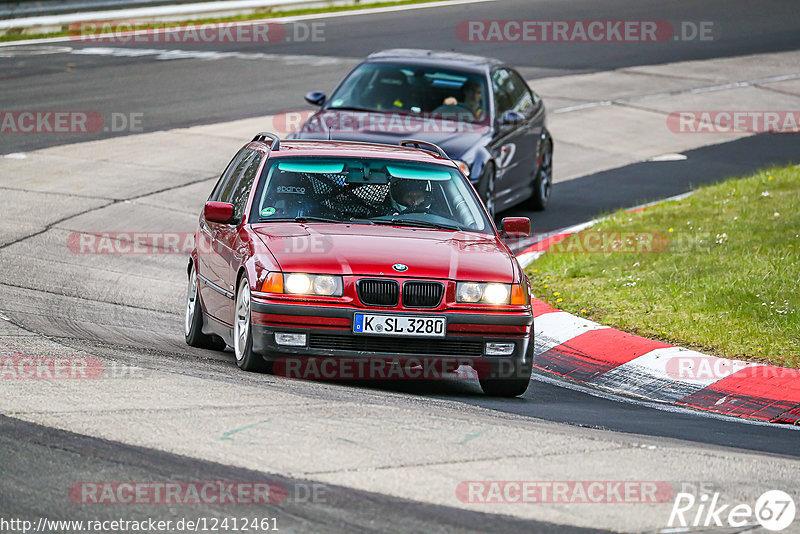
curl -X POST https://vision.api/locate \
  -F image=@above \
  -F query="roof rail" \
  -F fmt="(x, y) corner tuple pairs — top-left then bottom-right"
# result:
(252, 132), (280, 151)
(398, 139), (449, 159)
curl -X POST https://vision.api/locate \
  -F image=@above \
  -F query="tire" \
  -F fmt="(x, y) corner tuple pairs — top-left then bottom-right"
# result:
(233, 275), (270, 372)
(530, 137), (553, 211)
(478, 355), (533, 397)
(477, 163), (497, 219)
(185, 264), (226, 350)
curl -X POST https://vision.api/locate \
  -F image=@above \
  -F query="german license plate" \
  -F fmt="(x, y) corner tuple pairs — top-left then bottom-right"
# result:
(353, 313), (446, 337)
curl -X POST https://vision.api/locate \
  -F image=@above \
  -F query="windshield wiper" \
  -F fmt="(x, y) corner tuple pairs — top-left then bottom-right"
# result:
(347, 217), (377, 224)
(326, 105), (374, 112)
(373, 218), (461, 231)
(265, 216), (342, 224)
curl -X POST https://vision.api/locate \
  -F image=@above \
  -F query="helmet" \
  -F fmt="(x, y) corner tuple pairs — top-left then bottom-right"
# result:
(389, 178), (430, 213)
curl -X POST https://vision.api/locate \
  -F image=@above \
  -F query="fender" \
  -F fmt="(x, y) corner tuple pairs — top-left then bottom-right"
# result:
(468, 146), (494, 187)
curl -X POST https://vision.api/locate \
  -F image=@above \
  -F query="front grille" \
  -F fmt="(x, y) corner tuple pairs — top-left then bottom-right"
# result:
(308, 333), (483, 356)
(402, 281), (444, 308)
(357, 279), (399, 306)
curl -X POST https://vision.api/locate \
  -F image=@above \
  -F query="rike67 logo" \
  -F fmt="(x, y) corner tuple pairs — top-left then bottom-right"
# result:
(668, 489), (796, 531)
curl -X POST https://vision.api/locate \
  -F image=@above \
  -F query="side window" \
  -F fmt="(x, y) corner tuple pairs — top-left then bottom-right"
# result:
(209, 149), (246, 202)
(491, 69), (513, 115)
(508, 70), (534, 115)
(230, 150), (263, 217)
(493, 68), (536, 116)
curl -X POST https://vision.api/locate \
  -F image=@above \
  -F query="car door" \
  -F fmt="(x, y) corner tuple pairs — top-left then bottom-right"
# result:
(197, 148), (246, 322)
(216, 148), (264, 323)
(490, 67), (541, 208)
(508, 68), (545, 199)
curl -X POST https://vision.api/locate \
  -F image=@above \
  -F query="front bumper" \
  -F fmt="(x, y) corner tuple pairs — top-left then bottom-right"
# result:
(250, 299), (532, 365)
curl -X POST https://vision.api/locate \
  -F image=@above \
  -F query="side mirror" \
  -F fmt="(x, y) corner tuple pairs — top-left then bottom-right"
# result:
(500, 110), (525, 127)
(304, 91), (326, 106)
(204, 201), (236, 224)
(501, 217), (530, 239)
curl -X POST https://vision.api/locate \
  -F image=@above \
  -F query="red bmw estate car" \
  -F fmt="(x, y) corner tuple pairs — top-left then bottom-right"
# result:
(185, 133), (534, 396)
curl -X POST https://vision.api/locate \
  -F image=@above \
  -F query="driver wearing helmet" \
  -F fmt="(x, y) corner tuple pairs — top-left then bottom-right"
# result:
(387, 178), (430, 216)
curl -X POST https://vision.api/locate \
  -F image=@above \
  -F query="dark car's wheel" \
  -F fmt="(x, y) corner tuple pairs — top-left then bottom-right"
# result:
(234, 276), (270, 372)
(477, 162), (497, 219)
(478, 355), (533, 397)
(185, 264), (226, 350)
(529, 137), (553, 211)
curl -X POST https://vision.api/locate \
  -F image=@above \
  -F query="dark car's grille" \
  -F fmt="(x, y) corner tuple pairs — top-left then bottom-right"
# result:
(357, 279), (399, 306)
(402, 281), (444, 308)
(309, 333), (483, 356)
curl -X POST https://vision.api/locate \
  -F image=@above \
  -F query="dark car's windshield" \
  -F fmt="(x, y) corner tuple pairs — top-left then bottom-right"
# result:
(326, 63), (490, 124)
(249, 157), (493, 233)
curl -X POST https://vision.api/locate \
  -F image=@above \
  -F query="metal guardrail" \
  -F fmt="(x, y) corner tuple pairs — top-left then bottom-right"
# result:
(3, 1), (176, 19)
(0, 0), (277, 19)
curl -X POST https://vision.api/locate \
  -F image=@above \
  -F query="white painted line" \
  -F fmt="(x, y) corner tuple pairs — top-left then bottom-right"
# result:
(552, 72), (800, 114)
(648, 153), (687, 162)
(0, 0), (495, 44)
(68, 46), (351, 64)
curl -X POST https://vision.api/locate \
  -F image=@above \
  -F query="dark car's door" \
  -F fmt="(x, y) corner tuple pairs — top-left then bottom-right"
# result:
(489, 67), (543, 208)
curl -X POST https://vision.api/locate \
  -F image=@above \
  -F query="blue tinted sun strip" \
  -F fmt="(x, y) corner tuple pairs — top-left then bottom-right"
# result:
(277, 161), (345, 174)
(386, 165), (451, 181)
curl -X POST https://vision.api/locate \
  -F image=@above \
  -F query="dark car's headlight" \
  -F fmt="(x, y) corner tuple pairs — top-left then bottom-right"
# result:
(456, 282), (528, 305)
(262, 272), (343, 297)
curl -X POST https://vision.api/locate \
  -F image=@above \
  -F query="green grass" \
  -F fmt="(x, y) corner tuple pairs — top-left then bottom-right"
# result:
(527, 165), (800, 368)
(0, 0), (441, 42)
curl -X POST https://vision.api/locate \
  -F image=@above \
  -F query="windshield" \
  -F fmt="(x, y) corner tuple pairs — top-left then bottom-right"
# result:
(326, 63), (490, 125)
(249, 157), (493, 233)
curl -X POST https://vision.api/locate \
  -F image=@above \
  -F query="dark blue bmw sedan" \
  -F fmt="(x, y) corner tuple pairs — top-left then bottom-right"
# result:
(288, 48), (553, 216)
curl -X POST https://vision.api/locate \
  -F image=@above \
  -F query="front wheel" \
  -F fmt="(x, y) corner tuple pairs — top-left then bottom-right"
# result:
(478, 163), (497, 219)
(529, 138), (552, 211)
(479, 356), (533, 397)
(234, 276), (270, 372)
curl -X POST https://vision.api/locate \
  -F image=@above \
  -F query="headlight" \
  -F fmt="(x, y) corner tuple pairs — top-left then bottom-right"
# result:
(262, 272), (343, 297)
(483, 283), (509, 304)
(454, 160), (471, 178)
(456, 282), (528, 305)
(285, 273), (312, 294)
(456, 282), (484, 303)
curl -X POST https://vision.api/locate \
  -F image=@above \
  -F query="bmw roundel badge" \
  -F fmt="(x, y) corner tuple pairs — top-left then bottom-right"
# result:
(392, 263), (409, 272)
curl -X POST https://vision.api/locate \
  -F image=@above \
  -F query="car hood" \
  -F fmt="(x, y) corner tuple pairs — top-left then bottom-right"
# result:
(293, 110), (490, 159)
(252, 223), (516, 282)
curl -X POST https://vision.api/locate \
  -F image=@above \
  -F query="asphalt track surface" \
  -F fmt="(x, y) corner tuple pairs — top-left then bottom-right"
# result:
(2, 0), (800, 531)
(2, 0), (800, 153)
(1, 415), (596, 534)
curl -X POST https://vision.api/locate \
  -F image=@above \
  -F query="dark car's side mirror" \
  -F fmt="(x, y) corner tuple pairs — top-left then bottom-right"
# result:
(204, 201), (236, 224)
(500, 217), (531, 239)
(304, 91), (326, 106)
(500, 110), (525, 127)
